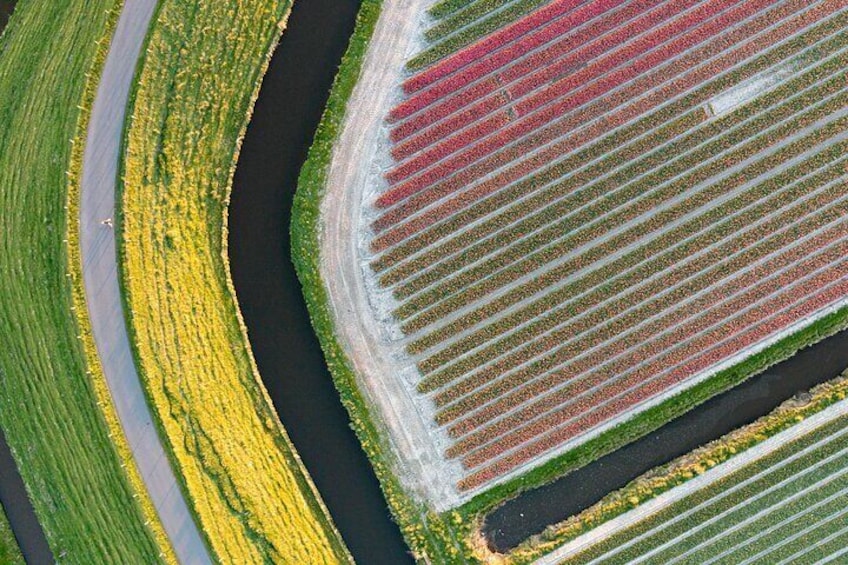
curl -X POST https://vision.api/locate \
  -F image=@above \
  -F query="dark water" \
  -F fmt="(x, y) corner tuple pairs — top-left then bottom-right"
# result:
(227, 1), (413, 563)
(0, 1), (14, 33)
(484, 327), (848, 551)
(0, 428), (52, 564)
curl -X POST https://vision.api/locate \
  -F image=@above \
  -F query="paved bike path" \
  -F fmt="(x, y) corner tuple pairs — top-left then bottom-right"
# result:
(79, 2), (211, 563)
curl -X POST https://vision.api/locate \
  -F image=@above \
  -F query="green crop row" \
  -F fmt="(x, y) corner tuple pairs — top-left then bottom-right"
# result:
(391, 57), (845, 303)
(425, 0), (528, 43)
(408, 0), (550, 70)
(406, 96), (848, 351)
(376, 20), (846, 274)
(564, 412), (848, 563)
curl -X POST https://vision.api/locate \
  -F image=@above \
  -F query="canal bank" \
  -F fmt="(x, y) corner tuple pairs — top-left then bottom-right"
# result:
(227, 0), (413, 563)
(484, 327), (848, 552)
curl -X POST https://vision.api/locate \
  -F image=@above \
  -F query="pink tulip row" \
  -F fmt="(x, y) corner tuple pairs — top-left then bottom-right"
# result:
(424, 192), (848, 410)
(457, 276), (848, 489)
(392, 0), (737, 160)
(386, 112), (703, 295)
(370, 3), (829, 222)
(406, 139), (846, 366)
(399, 108), (846, 345)
(391, 72), (845, 317)
(423, 173), (847, 402)
(386, 0), (747, 184)
(390, 0), (637, 126)
(402, 0), (587, 95)
(444, 236), (848, 458)
(390, 0), (677, 144)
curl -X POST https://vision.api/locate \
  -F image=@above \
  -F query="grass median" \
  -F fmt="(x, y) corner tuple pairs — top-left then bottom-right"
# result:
(118, 1), (351, 562)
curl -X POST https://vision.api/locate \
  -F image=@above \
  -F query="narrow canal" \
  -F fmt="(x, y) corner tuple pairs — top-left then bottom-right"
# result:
(484, 327), (848, 551)
(227, 1), (413, 563)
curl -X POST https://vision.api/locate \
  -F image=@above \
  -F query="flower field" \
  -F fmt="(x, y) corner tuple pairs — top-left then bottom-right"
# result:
(365, 0), (848, 493)
(560, 406), (848, 564)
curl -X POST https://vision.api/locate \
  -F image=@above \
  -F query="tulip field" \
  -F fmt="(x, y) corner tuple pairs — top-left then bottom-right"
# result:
(560, 407), (848, 564)
(363, 0), (848, 494)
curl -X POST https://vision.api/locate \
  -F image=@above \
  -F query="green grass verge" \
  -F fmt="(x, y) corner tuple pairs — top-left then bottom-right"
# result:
(0, 1), (169, 561)
(0, 505), (23, 565)
(117, 1), (352, 562)
(291, 1), (477, 562)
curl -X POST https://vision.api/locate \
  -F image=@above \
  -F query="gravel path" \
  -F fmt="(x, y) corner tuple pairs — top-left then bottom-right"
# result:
(78, 2), (211, 563)
(319, 0), (474, 510)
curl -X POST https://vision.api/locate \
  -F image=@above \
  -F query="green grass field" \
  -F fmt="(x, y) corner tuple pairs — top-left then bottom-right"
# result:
(118, 1), (351, 562)
(0, 1), (168, 561)
(0, 506), (23, 565)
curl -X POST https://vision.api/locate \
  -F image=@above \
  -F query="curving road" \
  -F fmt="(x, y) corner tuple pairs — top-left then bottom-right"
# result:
(78, 1), (211, 563)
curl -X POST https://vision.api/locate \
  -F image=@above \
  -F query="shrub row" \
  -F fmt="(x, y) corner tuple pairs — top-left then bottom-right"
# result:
(446, 235), (848, 459)
(371, 9), (840, 228)
(391, 63), (843, 299)
(458, 277), (848, 488)
(403, 102), (848, 341)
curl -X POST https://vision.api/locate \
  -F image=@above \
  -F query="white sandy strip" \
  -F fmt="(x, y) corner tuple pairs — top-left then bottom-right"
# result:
(320, 0), (471, 509)
(530, 397), (848, 565)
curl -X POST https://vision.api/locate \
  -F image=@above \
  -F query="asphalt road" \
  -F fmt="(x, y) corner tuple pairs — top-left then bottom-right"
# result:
(78, 2), (211, 563)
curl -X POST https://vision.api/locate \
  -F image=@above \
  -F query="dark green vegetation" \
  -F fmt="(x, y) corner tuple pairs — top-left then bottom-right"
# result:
(0, 1), (165, 561)
(0, 506), (23, 565)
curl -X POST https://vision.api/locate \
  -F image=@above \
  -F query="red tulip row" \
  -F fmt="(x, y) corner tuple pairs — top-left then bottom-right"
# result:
(401, 0), (587, 96)
(388, 64), (844, 300)
(386, 0), (748, 183)
(400, 109), (848, 342)
(435, 208), (848, 432)
(370, 4), (836, 237)
(390, 0), (687, 149)
(445, 234), (848, 459)
(423, 165), (848, 402)
(389, 0), (637, 130)
(423, 185), (848, 407)
(457, 276), (848, 490)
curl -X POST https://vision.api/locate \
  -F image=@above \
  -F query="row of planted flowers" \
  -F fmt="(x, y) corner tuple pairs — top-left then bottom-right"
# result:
(444, 233), (848, 459)
(386, 66), (842, 300)
(386, 0), (753, 185)
(370, 8), (838, 241)
(400, 109), (848, 343)
(457, 276), (848, 489)
(421, 166), (848, 399)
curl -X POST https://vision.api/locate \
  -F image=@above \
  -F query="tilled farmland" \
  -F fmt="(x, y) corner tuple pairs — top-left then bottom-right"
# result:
(356, 0), (848, 496)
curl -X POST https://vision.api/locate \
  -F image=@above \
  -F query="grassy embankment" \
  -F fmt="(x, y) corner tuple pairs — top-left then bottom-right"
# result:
(118, 1), (351, 562)
(0, 1), (172, 562)
(292, 0), (848, 562)
(0, 507), (23, 565)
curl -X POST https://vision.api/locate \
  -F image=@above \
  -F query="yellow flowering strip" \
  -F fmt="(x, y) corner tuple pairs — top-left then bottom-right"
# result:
(119, 0), (351, 562)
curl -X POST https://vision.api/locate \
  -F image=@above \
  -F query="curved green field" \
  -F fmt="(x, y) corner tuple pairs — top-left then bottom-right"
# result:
(0, 1), (169, 561)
